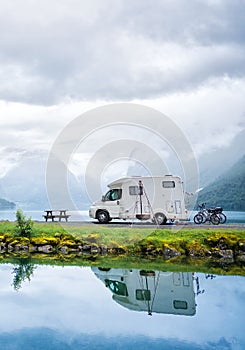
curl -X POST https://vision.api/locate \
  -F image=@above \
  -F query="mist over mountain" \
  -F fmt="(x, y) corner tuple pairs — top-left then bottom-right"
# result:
(0, 151), (89, 210)
(0, 130), (244, 211)
(197, 155), (245, 211)
(198, 129), (245, 187)
(0, 153), (48, 210)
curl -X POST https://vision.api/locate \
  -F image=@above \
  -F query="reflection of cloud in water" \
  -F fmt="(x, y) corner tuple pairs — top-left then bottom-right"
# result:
(0, 327), (236, 350)
(0, 265), (244, 348)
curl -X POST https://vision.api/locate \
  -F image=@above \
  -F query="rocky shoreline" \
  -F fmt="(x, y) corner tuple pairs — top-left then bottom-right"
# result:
(0, 234), (245, 263)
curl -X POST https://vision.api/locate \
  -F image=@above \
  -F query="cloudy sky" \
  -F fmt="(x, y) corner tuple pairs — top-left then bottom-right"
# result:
(0, 0), (245, 199)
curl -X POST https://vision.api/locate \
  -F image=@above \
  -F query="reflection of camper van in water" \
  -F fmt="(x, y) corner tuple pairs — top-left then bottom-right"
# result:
(92, 268), (196, 316)
(89, 175), (188, 224)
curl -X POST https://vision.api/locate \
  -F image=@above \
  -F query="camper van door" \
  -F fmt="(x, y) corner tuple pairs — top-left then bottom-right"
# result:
(103, 188), (122, 218)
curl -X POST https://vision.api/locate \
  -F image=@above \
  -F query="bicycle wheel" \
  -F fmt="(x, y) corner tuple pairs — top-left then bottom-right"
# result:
(202, 214), (207, 223)
(210, 214), (220, 225)
(218, 213), (227, 224)
(194, 214), (203, 224)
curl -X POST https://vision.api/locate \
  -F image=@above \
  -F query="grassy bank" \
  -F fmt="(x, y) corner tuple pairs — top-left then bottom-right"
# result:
(0, 221), (244, 248)
(0, 222), (244, 272)
(0, 221), (244, 244)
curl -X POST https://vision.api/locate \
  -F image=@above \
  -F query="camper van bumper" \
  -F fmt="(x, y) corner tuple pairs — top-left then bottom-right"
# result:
(89, 207), (96, 219)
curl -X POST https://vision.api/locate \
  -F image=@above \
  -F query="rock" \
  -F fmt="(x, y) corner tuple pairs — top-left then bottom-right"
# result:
(91, 245), (100, 254)
(0, 243), (6, 251)
(82, 244), (91, 252)
(236, 252), (245, 262)
(38, 245), (54, 253)
(59, 246), (68, 254)
(8, 244), (14, 252)
(188, 247), (209, 257)
(68, 248), (79, 252)
(108, 247), (117, 254)
(216, 239), (228, 250)
(29, 245), (37, 252)
(212, 249), (234, 259)
(101, 245), (108, 255)
(163, 247), (181, 258)
(14, 245), (28, 252)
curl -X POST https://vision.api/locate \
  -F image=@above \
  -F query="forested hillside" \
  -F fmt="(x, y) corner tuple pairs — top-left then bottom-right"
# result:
(196, 156), (245, 211)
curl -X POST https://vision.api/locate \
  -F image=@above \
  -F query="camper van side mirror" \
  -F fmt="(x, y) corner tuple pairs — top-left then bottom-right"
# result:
(102, 195), (106, 202)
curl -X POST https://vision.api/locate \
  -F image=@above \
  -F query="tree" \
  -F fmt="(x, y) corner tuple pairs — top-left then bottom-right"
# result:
(15, 209), (34, 238)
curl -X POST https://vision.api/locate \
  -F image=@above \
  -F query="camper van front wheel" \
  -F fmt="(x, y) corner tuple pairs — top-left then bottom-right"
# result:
(97, 210), (110, 224)
(154, 213), (167, 225)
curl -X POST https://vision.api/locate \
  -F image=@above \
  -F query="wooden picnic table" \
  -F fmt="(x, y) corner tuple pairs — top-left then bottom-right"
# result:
(43, 210), (70, 222)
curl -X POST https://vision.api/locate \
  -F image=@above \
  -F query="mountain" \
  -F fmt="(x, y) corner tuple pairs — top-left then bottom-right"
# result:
(0, 153), (49, 210)
(196, 156), (245, 211)
(0, 152), (89, 210)
(198, 129), (245, 187)
(0, 197), (15, 210)
(0, 130), (244, 211)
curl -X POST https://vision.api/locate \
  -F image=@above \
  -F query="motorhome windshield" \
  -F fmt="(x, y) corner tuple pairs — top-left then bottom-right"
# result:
(105, 189), (122, 201)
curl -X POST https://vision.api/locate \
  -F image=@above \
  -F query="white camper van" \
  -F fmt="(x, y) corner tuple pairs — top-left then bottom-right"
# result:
(89, 175), (188, 224)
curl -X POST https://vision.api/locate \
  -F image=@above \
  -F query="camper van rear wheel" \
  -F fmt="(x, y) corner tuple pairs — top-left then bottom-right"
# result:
(97, 210), (110, 224)
(154, 213), (167, 225)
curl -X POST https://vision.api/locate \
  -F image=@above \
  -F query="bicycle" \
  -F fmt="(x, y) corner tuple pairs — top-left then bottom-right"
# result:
(210, 206), (227, 224)
(194, 203), (221, 225)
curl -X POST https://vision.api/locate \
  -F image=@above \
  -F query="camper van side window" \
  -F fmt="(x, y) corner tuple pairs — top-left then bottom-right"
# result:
(105, 189), (122, 201)
(162, 181), (175, 188)
(173, 300), (188, 309)
(129, 186), (140, 195)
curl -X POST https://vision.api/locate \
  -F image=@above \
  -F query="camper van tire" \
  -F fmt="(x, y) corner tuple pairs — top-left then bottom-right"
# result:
(96, 210), (110, 224)
(153, 213), (167, 225)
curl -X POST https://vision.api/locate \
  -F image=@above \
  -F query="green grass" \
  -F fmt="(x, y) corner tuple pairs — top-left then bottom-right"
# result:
(1, 221), (244, 246)
(0, 221), (244, 276)
(137, 227), (245, 253)
(0, 221), (154, 246)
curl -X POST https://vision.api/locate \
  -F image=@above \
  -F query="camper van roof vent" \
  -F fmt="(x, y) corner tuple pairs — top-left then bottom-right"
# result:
(165, 174), (172, 176)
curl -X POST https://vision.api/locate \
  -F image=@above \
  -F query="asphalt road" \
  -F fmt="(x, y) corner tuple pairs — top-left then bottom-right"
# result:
(56, 220), (245, 229)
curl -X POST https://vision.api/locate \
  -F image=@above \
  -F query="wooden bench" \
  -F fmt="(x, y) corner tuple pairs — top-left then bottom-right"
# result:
(43, 210), (70, 222)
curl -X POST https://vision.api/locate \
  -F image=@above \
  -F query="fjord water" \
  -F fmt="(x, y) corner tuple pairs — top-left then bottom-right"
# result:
(0, 264), (244, 349)
(0, 210), (245, 223)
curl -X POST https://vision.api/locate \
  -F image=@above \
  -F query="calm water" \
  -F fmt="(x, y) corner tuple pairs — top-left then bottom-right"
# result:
(0, 264), (244, 350)
(0, 210), (244, 223)
(0, 210), (90, 222)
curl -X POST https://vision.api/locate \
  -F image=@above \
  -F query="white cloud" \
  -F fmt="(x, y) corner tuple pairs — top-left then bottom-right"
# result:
(0, 0), (244, 104)
(0, 0), (244, 195)
(0, 75), (244, 181)
(141, 77), (245, 156)
(0, 147), (26, 178)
